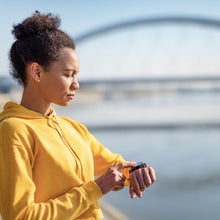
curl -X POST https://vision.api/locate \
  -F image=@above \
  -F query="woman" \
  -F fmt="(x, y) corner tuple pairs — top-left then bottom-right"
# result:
(0, 11), (156, 220)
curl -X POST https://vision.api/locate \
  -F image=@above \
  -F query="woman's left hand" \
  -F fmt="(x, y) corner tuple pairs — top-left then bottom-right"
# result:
(129, 166), (156, 199)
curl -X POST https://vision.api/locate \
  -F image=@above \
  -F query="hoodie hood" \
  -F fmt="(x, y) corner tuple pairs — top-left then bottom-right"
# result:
(0, 102), (56, 122)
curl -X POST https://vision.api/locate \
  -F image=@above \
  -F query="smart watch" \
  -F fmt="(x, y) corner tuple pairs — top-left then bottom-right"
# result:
(129, 162), (147, 173)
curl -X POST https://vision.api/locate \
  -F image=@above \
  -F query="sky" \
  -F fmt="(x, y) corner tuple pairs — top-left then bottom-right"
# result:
(1, 0), (220, 78)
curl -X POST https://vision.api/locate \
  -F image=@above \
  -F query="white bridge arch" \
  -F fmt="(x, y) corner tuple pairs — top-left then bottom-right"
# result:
(73, 15), (220, 83)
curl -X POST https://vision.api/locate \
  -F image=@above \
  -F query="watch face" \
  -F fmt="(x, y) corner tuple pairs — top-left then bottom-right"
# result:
(129, 162), (147, 173)
(136, 162), (145, 166)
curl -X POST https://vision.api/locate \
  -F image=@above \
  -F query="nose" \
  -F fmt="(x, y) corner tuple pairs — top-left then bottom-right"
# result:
(70, 77), (80, 90)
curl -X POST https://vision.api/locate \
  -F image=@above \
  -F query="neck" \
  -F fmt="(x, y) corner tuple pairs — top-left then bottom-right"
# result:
(21, 88), (51, 116)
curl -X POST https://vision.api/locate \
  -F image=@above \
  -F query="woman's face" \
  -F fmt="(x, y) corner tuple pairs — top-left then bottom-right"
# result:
(39, 47), (80, 106)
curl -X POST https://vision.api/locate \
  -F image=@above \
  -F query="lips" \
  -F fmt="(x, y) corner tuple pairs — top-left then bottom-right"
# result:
(67, 93), (75, 99)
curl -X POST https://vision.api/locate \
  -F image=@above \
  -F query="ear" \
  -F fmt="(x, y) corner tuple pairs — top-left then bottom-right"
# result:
(29, 62), (42, 83)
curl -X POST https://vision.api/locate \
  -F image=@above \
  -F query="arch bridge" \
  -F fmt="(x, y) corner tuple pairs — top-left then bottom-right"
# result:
(73, 15), (220, 96)
(74, 15), (220, 43)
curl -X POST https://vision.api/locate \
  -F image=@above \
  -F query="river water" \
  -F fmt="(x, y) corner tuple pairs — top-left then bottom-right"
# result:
(94, 127), (220, 220)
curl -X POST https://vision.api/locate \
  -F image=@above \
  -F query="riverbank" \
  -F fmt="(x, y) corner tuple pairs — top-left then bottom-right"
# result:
(0, 94), (10, 110)
(2, 91), (220, 129)
(55, 92), (220, 129)
(101, 200), (129, 220)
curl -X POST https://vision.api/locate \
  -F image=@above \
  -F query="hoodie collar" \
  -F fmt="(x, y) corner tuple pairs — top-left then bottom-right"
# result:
(0, 102), (56, 122)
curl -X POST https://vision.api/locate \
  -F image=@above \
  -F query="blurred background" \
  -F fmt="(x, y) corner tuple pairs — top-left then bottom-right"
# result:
(1, 1), (220, 219)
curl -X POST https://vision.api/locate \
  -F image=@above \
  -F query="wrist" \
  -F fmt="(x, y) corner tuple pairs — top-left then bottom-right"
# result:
(129, 162), (147, 173)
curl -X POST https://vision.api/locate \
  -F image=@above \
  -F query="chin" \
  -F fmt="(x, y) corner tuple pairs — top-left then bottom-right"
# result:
(60, 103), (69, 107)
(53, 101), (70, 107)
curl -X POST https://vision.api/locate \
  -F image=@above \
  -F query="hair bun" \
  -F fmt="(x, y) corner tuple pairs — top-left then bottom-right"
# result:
(12, 11), (61, 40)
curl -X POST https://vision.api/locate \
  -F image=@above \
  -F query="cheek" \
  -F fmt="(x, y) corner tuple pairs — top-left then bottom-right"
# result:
(40, 78), (62, 95)
(50, 77), (68, 89)
(58, 78), (71, 89)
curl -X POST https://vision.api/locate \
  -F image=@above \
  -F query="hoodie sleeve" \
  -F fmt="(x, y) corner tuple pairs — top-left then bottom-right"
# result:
(63, 117), (131, 182)
(88, 132), (131, 186)
(0, 120), (103, 220)
(72, 121), (131, 183)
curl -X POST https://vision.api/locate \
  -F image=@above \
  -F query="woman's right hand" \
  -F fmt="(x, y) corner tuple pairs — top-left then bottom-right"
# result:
(95, 163), (135, 195)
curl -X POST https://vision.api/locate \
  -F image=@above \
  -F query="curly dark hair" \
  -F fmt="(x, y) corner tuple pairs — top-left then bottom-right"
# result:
(10, 11), (75, 86)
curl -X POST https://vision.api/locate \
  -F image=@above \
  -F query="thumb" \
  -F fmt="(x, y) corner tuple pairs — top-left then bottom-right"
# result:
(114, 162), (136, 171)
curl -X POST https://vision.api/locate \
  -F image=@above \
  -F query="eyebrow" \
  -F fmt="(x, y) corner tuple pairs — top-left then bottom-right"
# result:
(62, 69), (78, 74)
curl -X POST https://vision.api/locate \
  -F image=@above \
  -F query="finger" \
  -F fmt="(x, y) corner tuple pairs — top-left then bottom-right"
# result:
(112, 184), (124, 191)
(143, 166), (156, 187)
(136, 169), (146, 191)
(115, 172), (126, 182)
(130, 174), (142, 198)
(114, 162), (136, 171)
(148, 166), (156, 183)
(129, 187), (137, 199)
(130, 186), (142, 199)
(143, 169), (152, 187)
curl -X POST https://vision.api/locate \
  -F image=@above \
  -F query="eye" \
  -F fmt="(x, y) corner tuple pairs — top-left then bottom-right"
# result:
(63, 70), (77, 78)
(63, 71), (72, 77)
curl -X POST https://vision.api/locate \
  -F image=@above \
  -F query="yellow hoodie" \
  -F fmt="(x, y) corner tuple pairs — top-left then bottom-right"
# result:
(0, 102), (128, 220)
